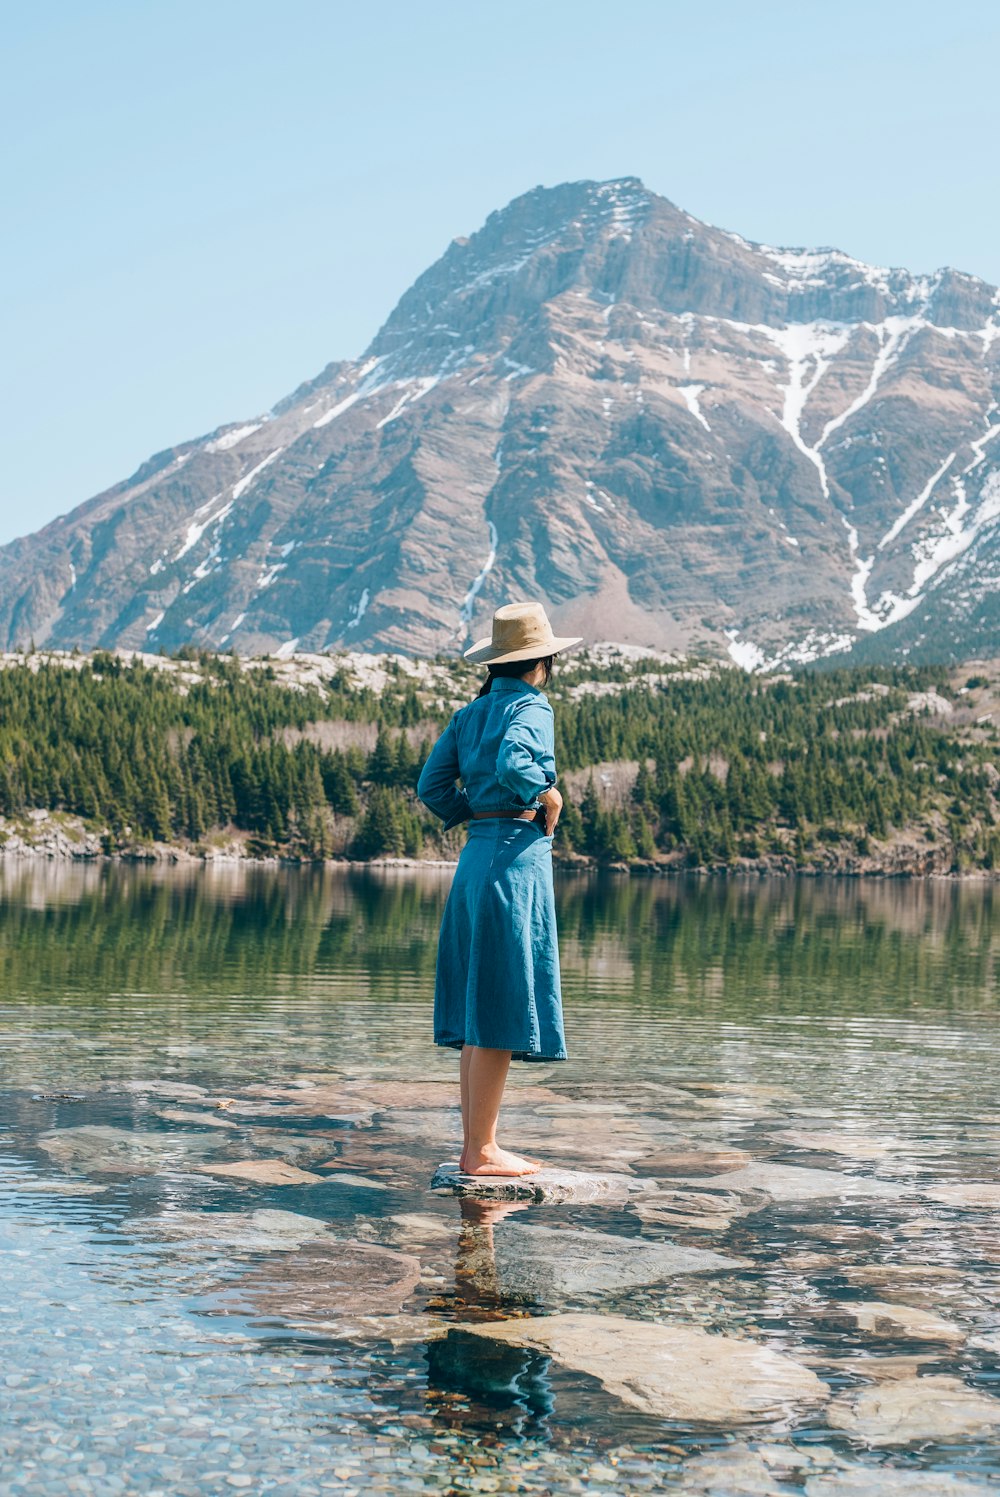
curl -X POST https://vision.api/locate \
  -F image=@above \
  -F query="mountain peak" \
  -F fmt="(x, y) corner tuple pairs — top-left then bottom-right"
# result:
(0, 179), (998, 669)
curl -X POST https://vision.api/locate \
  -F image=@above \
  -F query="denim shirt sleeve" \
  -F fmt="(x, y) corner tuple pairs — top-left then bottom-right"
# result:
(416, 716), (471, 830)
(495, 697), (557, 804)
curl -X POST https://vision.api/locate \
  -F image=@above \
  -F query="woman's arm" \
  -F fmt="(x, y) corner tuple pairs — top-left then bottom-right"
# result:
(495, 698), (557, 804)
(416, 716), (470, 829)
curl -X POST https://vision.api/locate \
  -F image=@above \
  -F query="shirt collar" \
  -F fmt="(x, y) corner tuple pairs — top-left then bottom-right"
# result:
(490, 676), (541, 696)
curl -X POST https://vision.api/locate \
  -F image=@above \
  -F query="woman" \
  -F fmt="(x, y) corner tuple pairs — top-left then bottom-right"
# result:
(417, 601), (581, 1177)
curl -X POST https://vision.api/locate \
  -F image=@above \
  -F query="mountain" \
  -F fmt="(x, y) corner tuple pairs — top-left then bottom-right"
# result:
(2, 177), (998, 666)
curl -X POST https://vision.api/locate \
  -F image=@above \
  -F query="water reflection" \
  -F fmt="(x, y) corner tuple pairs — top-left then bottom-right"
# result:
(4, 866), (1000, 1492)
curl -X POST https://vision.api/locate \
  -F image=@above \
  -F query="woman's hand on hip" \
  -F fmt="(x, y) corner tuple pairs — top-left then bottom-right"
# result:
(539, 786), (563, 836)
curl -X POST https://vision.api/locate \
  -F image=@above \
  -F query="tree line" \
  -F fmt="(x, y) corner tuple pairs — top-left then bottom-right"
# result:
(0, 651), (996, 871)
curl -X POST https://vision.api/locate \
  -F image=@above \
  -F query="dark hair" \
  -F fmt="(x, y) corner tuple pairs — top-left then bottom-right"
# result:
(477, 655), (554, 698)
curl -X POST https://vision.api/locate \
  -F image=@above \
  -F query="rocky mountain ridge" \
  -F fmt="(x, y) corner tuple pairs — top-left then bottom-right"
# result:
(2, 177), (998, 665)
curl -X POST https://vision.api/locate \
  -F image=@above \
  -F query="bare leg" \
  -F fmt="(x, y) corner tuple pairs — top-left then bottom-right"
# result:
(459, 1044), (473, 1171)
(463, 1045), (540, 1176)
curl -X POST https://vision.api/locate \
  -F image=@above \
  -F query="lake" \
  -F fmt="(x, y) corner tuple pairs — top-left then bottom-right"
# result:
(3, 863), (1000, 1494)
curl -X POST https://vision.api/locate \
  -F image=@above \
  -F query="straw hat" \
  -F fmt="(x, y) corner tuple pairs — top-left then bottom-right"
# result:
(464, 601), (582, 665)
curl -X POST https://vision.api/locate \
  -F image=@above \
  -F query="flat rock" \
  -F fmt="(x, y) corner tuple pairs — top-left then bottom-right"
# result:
(458, 1313), (828, 1424)
(826, 1374), (1000, 1444)
(196, 1159), (323, 1186)
(430, 1161), (653, 1203)
(129, 1208), (333, 1253)
(205, 1240), (422, 1321)
(806, 1471), (994, 1496)
(783, 1252), (840, 1273)
(774, 1130), (905, 1160)
(38, 1124), (222, 1175)
(823, 1300), (964, 1345)
(689, 1163), (911, 1205)
(156, 1108), (239, 1130)
(927, 1181), (1000, 1209)
(635, 1184), (751, 1232)
(9, 1176), (109, 1196)
(641, 1146), (752, 1177)
(839, 1354), (940, 1382)
(841, 1264), (962, 1288)
(460, 1222), (740, 1300)
(316, 1171), (389, 1190)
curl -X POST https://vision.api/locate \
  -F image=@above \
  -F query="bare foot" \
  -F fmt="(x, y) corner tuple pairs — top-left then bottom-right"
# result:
(463, 1143), (541, 1177)
(459, 1147), (538, 1173)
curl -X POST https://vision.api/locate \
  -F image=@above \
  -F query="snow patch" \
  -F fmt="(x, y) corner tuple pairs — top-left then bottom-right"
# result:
(232, 448), (283, 501)
(724, 629), (767, 671)
(843, 519), (881, 632)
(346, 589), (370, 630)
(459, 522), (498, 629)
(678, 384), (711, 431)
(878, 452), (955, 551)
(818, 316), (924, 449)
(174, 493), (227, 561)
(312, 358), (388, 428)
(255, 563), (286, 591)
(149, 557), (165, 576)
(146, 611), (164, 633)
(204, 422), (263, 454)
(763, 322), (851, 497)
(275, 638), (299, 660)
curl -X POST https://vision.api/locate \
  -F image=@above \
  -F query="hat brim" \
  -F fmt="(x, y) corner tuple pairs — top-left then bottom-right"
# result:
(463, 634), (583, 665)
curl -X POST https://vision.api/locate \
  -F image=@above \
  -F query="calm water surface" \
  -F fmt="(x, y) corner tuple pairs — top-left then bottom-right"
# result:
(2, 865), (1000, 1494)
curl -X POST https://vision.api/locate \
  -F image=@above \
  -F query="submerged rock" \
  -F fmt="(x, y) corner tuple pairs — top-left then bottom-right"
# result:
(688, 1163), (912, 1205)
(635, 1183), (753, 1232)
(823, 1300), (964, 1345)
(205, 1240), (422, 1321)
(641, 1146), (753, 1177)
(196, 1159), (323, 1185)
(129, 1208), (333, 1253)
(827, 1374), (1000, 1444)
(430, 1161), (654, 1203)
(460, 1222), (740, 1301)
(38, 1124), (222, 1175)
(773, 1129), (910, 1160)
(457, 1313), (829, 1423)
(841, 1264), (962, 1287)
(927, 1182), (1000, 1209)
(806, 1471), (994, 1496)
(156, 1108), (239, 1130)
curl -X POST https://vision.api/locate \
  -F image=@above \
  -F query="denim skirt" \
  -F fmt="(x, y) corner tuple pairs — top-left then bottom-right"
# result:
(434, 819), (567, 1062)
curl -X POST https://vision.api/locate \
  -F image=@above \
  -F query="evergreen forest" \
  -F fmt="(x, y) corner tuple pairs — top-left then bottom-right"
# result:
(1, 648), (998, 874)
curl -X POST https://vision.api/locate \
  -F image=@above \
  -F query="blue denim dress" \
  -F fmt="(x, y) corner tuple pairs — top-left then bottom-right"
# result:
(417, 677), (567, 1062)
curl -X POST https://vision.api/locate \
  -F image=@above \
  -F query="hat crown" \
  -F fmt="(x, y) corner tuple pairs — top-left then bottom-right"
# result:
(490, 602), (553, 654)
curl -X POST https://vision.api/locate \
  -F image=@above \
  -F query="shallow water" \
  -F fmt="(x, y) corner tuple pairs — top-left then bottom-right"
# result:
(2, 864), (1000, 1494)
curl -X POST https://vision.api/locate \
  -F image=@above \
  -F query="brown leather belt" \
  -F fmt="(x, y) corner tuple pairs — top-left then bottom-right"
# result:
(472, 809), (539, 821)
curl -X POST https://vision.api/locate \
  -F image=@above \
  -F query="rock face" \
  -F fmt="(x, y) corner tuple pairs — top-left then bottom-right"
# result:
(458, 1312), (829, 1423)
(2, 178), (998, 666)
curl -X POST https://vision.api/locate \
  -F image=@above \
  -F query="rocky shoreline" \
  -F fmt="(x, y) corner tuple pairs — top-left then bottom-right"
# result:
(0, 810), (995, 881)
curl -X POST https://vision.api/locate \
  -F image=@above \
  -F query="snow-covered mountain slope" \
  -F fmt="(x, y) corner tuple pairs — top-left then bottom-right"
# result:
(2, 177), (998, 665)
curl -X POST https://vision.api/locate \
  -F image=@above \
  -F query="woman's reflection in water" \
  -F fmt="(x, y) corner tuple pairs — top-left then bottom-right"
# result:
(424, 1198), (555, 1436)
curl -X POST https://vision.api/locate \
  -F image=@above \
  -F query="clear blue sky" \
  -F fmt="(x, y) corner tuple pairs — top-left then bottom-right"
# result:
(2, 0), (997, 545)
